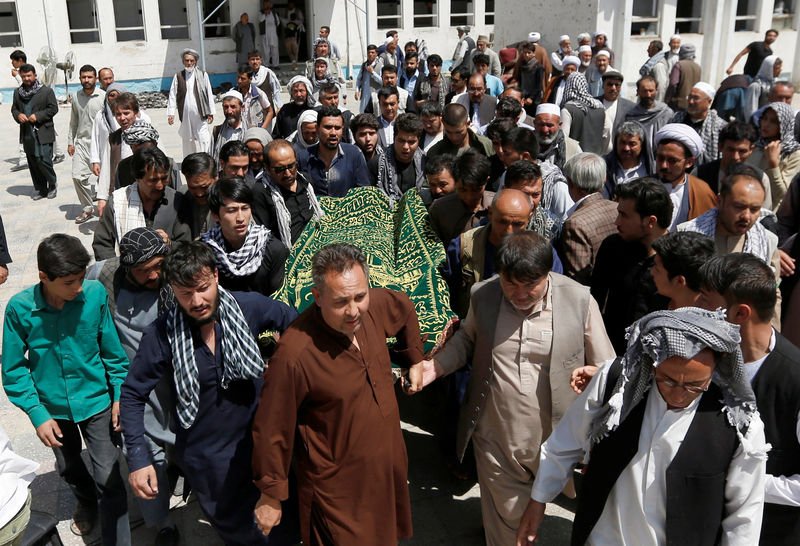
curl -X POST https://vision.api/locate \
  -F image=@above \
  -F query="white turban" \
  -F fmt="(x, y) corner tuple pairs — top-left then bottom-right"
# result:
(670, 34), (681, 41)
(655, 123), (704, 158)
(577, 32), (591, 41)
(578, 45), (592, 54)
(182, 48), (200, 60)
(528, 32), (541, 43)
(595, 50), (610, 59)
(562, 56), (580, 68)
(221, 89), (243, 103)
(384, 36), (394, 45)
(559, 34), (570, 43)
(692, 81), (716, 100)
(536, 103), (561, 117)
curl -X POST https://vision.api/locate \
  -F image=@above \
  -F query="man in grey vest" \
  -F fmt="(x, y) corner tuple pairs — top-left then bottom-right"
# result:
(167, 49), (215, 159)
(517, 307), (768, 546)
(419, 231), (614, 546)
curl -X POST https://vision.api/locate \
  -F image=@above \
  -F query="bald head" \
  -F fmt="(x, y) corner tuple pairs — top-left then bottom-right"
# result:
(489, 189), (533, 246)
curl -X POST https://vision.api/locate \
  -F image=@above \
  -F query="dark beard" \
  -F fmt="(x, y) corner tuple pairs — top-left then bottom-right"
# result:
(182, 294), (220, 327)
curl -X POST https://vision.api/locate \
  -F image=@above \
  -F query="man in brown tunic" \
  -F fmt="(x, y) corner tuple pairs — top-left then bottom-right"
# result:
(252, 243), (424, 544)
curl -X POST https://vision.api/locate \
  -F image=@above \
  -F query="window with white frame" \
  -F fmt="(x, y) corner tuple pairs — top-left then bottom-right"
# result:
(203, 0), (230, 38)
(114, 0), (145, 41)
(485, 0), (494, 24)
(0, 1), (21, 48)
(377, 0), (402, 29)
(159, 0), (190, 39)
(67, 0), (101, 43)
(676, 0), (703, 33)
(631, 0), (659, 36)
(450, 0), (473, 27)
(735, 0), (758, 31)
(772, 0), (796, 30)
(413, 0), (437, 28)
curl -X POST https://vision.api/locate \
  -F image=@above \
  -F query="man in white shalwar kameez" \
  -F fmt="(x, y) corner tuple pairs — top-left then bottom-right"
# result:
(68, 65), (105, 224)
(167, 49), (215, 159)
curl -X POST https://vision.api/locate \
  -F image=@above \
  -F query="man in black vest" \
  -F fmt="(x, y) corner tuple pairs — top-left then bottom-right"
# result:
(699, 253), (800, 546)
(516, 306), (767, 545)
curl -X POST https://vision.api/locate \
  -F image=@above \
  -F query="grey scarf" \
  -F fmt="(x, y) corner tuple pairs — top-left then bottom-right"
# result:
(264, 173), (324, 247)
(588, 307), (766, 458)
(376, 145), (426, 202)
(167, 287), (264, 429)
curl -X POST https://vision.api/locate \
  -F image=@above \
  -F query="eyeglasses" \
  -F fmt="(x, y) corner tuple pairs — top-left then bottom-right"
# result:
(654, 375), (712, 394)
(271, 162), (297, 173)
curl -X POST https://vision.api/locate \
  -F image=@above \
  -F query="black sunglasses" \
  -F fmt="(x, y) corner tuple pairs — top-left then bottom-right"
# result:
(271, 162), (297, 174)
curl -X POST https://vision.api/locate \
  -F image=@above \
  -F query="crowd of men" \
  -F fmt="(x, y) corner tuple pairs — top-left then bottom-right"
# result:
(2, 17), (800, 546)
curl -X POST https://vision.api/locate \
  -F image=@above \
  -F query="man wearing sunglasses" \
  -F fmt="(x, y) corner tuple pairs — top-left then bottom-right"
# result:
(252, 139), (323, 247)
(516, 306), (767, 546)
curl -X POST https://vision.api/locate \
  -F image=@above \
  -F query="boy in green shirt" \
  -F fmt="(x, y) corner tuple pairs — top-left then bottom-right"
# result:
(2, 234), (131, 545)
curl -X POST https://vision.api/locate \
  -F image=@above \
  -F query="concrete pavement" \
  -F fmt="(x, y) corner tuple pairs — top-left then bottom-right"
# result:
(0, 98), (575, 545)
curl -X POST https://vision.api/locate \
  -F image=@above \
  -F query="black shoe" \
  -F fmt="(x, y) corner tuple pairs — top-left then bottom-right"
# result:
(53, 154), (65, 164)
(155, 525), (180, 546)
(47, 189), (57, 199)
(10, 163), (27, 172)
(32, 193), (45, 201)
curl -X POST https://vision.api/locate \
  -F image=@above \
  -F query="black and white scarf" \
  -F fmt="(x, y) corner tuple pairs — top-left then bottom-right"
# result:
(17, 80), (43, 101)
(375, 145), (426, 202)
(679, 207), (771, 264)
(563, 72), (603, 113)
(264, 173), (324, 247)
(167, 287), (264, 429)
(201, 222), (271, 277)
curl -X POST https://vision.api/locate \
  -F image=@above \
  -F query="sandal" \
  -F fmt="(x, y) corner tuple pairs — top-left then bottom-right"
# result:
(75, 210), (94, 224)
(70, 503), (97, 536)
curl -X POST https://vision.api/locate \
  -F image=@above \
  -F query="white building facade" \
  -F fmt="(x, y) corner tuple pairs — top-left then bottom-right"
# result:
(495, 0), (800, 98)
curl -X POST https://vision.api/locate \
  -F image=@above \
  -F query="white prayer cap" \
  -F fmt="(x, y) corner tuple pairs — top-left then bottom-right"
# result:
(670, 34), (681, 41)
(692, 82), (716, 100)
(314, 56), (329, 65)
(536, 103), (561, 118)
(654, 123), (704, 158)
(595, 50), (610, 59)
(384, 36), (394, 45)
(528, 32), (541, 43)
(562, 56), (580, 68)
(578, 45), (593, 54)
(559, 35), (570, 42)
(593, 31), (607, 38)
(221, 89), (243, 103)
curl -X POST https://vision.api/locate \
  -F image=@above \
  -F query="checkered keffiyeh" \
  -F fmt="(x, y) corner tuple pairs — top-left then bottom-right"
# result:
(679, 207), (771, 264)
(201, 222), (271, 277)
(670, 109), (726, 163)
(167, 287), (264, 429)
(119, 227), (169, 267)
(563, 72), (603, 113)
(122, 119), (160, 146)
(588, 307), (766, 457)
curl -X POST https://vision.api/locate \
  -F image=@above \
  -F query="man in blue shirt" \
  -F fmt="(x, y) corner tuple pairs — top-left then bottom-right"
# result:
(2, 234), (131, 545)
(296, 106), (371, 197)
(120, 241), (299, 545)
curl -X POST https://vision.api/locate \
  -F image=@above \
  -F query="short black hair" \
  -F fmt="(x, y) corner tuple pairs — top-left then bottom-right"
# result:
(636, 75), (657, 90)
(419, 101), (442, 118)
(425, 153), (454, 176)
(247, 49), (263, 58)
(405, 52), (418, 62)
(381, 64), (398, 75)
(404, 41), (417, 51)
(132, 146), (170, 180)
(719, 120), (759, 146)
(651, 232), (715, 291)
(163, 241), (217, 288)
(237, 63), (253, 76)
(442, 103), (468, 126)
(207, 177), (253, 214)
(9, 50), (26, 62)
(321, 25), (331, 32)
(18, 63), (35, 74)
(394, 113), (423, 138)
(720, 163), (764, 196)
(386, 30), (397, 37)
(377, 86), (399, 101)
(317, 105), (343, 124)
(367, 44), (378, 52)
(496, 97), (523, 120)
(37, 234), (90, 280)
(650, 40), (663, 51)
(700, 253), (777, 322)
(351, 113), (380, 132)
(181, 152), (216, 178)
(502, 127), (539, 158)
(496, 231), (553, 283)
(472, 53), (490, 66)
(452, 65), (471, 81)
(219, 140), (250, 163)
(452, 149), (490, 189)
(505, 160), (542, 187)
(484, 118), (517, 141)
(79, 64), (97, 76)
(427, 54), (443, 66)
(615, 177), (674, 229)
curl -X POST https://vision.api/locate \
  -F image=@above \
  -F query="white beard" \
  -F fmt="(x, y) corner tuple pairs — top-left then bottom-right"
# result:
(185, 66), (195, 73)
(671, 48), (680, 55)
